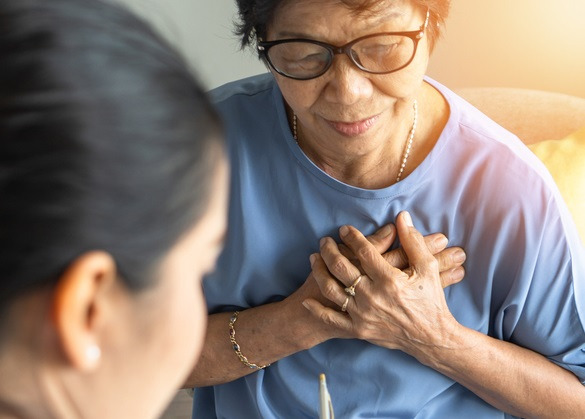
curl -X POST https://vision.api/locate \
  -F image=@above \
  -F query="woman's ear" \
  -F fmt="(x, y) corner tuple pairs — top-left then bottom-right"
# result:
(51, 251), (117, 372)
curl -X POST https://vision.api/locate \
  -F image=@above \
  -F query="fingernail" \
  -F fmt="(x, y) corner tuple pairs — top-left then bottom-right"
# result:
(302, 300), (310, 310)
(339, 225), (349, 237)
(310, 253), (316, 266)
(453, 250), (466, 263)
(434, 235), (448, 248)
(380, 224), (394, 238)
(319, 237), (327, 248)
(452, 267), (465, 281)
(402, 211), (413, 227)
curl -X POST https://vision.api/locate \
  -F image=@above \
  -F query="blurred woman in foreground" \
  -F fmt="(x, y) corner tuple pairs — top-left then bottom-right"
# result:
(0, 0), (227, 417)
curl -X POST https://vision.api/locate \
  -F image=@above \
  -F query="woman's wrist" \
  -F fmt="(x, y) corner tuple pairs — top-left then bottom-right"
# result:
(229, 311), (271, 370)
(411, 319), (469, 371)
(281, 289), (342, 350)
(230, 300), (327, 366)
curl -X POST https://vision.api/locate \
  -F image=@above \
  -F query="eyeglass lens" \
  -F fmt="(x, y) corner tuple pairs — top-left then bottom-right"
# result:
(266, 34), (416, 79)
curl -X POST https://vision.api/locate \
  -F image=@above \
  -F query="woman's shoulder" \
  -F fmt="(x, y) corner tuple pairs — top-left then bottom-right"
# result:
(426, 77), (521, 146)
(427, 77), (549, 179)
(208, 73), (275, 106)
(424, 78), (569, 223)
(208, 73), (282, 140)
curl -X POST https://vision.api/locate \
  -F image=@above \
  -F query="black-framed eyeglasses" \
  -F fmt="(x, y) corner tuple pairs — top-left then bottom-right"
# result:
(257, 9), (429, 81)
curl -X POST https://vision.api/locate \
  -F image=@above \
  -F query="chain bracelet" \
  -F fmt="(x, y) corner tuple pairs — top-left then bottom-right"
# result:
(229, 311), (271, 370)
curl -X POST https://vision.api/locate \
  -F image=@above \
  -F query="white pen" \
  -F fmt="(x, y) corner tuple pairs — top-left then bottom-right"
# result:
(319, 373), (334, 419)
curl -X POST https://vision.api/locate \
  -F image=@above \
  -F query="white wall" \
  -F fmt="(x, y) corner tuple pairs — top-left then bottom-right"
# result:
(116, 0), (266, 89)
(117, 0), (585, 97)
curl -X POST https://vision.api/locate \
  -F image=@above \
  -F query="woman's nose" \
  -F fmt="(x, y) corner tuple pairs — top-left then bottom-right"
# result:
(322, 55), (374, 105)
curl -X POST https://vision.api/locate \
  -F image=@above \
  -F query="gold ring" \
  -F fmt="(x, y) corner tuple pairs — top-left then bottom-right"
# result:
(344, 274), (364, 297)
(341, 296), (350, 312)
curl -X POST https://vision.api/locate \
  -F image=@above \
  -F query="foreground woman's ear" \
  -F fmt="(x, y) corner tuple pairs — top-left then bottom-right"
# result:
(51, 251), (117, 372)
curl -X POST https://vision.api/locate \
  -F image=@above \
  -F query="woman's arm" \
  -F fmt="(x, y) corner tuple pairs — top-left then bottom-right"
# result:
(306, 211), (585, 418)
(426, 324), (585, 418)
(184, 224), (466, 387)
(184, 273), (339, 387)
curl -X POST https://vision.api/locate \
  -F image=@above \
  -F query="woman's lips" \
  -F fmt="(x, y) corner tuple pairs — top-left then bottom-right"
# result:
(326, 115), (380, 137)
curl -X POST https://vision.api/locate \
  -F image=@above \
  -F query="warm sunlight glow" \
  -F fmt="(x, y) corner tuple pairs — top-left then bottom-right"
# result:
(428, 0), (585, 98)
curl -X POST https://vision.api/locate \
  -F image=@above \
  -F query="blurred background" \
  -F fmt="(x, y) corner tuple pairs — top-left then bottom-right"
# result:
(117, 0), (585, 97)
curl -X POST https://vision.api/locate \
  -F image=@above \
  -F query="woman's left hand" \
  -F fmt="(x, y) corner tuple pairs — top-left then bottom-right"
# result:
(304, 211), (460, 359)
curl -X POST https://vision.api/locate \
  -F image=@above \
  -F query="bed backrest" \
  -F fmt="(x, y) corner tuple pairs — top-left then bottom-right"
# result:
(456, 87), (585, 145)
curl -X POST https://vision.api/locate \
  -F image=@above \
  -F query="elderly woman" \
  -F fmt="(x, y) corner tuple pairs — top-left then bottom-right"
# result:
(188, 0), (585, 417)
(0, 0), (227, 418)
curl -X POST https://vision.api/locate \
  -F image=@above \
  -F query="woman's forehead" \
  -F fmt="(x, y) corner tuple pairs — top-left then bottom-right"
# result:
(269, 0), (415, 38)
(274, 0), (411, 16)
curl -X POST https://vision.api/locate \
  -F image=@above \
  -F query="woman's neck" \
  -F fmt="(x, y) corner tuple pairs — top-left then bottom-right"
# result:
(301, 142), (405, 189)
(0, 350), (52, 419)
(0, 294), (75, 419)
(291, 83), (449, 189)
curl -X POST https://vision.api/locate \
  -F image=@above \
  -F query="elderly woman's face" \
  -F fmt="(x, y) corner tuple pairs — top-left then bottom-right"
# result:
(267, 0), (430, 147)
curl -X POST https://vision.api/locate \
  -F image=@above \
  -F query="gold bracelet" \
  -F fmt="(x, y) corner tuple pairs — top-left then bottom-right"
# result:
(228, 311), (270, 370)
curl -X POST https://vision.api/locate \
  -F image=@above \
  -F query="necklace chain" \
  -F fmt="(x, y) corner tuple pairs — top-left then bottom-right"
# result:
(396, 99), (417, 182)
(292, 99), (418, 183)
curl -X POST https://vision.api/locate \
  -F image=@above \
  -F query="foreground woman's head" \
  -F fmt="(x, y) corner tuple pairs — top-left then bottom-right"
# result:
(0, 0), (227, 417)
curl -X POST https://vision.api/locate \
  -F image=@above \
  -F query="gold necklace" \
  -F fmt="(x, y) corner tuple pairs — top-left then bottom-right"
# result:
(292, 99), (418, 183)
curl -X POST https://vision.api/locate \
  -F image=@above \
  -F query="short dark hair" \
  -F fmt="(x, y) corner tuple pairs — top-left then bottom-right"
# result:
(0, 0), (224, 307)
(235, 0), (450, 53)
